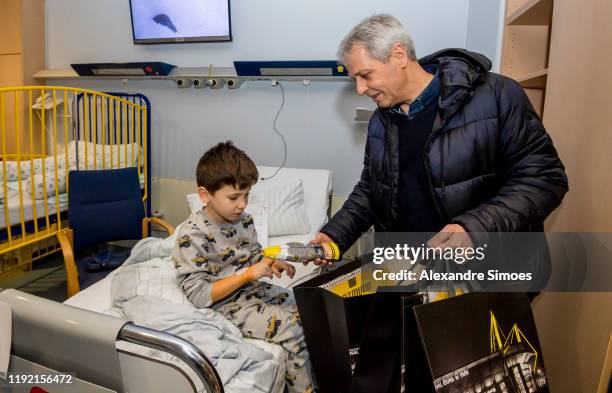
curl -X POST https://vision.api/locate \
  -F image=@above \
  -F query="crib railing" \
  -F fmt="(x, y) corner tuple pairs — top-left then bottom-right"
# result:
(0, 86), (150, 277)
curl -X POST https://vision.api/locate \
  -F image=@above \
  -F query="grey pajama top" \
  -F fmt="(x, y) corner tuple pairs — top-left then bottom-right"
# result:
(172, 208), (264, 308)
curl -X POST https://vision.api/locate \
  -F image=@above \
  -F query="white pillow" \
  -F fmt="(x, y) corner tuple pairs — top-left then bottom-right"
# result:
(0, 161), (33, 182)
(250, 179), (311, 236)
(67, 140), (141, 170)
(256, 166), (331, 233)
(26, 170), (68, 199)
(186, 193), (204, 214)
(245, 202), (269, 247)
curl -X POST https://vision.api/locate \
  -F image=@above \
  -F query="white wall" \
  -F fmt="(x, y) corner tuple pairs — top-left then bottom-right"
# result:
(465, 0), (504, 72)
(46, 0), (477, 196)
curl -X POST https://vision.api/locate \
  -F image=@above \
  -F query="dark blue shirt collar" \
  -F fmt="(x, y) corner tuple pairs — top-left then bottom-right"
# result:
(390, 64), (439, 119)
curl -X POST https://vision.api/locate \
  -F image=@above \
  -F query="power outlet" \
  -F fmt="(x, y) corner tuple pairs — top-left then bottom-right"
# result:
(355, 108), (374, 122)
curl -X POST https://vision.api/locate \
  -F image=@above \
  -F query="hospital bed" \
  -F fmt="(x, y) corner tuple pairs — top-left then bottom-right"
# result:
(1, 166), (332, 392)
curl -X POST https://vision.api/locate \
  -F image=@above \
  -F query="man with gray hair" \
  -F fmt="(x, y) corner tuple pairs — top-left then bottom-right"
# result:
(312, 14), (568, 286)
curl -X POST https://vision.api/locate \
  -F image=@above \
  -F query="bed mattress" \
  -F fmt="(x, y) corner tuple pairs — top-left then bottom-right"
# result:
(0, 189), (67, 231)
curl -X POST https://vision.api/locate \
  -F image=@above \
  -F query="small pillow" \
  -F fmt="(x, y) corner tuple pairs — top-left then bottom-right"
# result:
(0, 161), (33, 182)
(250, 179), (311, 236)
(67, 140), (141, 170)
(186, 193), (204, 214)
(245, 202), (269, 247)
(41, 156), (67, 174)
(25, 170), (68, 199)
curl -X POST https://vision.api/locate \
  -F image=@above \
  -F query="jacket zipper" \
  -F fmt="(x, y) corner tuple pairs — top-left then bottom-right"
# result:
(380, 112), (395, 228)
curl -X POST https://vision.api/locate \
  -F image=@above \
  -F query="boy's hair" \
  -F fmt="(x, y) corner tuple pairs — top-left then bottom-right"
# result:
(196, 141), (259, 193)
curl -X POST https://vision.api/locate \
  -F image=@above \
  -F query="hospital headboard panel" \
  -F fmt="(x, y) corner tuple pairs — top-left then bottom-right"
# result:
(0, 288), (127, 392)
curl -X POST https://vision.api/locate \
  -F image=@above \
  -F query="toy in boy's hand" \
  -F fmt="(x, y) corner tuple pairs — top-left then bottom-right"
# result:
(263, 242), (340, 263)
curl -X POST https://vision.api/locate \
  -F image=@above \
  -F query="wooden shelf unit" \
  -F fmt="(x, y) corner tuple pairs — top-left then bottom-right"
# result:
(0, 0), (45, 154)
(516, 68), (548, 89)
(506, 0), (554, 26)
(502, 2), (612, 393)
(501, 0), (553, 117)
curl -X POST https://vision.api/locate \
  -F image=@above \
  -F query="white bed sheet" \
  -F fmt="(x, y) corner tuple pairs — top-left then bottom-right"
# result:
(0, 189), (67, 230)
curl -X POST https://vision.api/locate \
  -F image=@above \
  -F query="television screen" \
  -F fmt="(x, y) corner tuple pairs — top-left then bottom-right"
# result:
(129, 0), (231, 44)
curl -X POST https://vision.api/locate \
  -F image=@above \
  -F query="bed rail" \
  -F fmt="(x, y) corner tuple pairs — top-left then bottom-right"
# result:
(119, 323), (224, 393)
(0, 288), (224, 393)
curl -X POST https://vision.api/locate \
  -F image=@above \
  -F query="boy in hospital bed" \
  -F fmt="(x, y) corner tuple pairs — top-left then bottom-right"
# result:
(171, 141), (315, 393)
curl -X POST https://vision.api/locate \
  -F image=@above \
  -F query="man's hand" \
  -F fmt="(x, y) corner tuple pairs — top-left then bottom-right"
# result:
(270, 260), (296, 279)
(309, 232), (335, 266)
(427, 224), (474, 260)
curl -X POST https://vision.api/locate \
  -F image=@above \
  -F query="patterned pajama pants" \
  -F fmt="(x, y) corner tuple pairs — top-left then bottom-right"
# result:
(213, 282), (315, 393)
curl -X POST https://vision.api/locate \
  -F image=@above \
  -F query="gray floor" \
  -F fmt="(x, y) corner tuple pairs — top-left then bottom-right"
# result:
(0, 253), (68, 302)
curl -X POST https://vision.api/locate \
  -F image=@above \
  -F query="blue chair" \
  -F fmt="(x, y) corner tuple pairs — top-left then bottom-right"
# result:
(57, 167), (174, 297)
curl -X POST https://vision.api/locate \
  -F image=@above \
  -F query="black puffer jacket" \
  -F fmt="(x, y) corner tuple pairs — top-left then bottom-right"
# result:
(322, 49), (568, 253)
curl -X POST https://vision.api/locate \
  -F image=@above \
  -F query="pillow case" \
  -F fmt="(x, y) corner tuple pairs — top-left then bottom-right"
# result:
(0, 156), (69, 186)
(250, 179), (311, 236)
(186, 193), (204, 214)
(256, 166), (331, 233)
(0, 161), (34, 182)
(67, 140), (141, 170)
(245, 202), (268, 247)
(27, 170), (68, 199)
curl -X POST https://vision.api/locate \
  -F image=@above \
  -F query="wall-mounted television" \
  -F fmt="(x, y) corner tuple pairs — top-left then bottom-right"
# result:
(129, 0), (231, 44)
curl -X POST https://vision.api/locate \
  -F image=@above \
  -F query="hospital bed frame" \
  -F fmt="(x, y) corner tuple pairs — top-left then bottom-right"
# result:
(0, 288), (224, 393)
(0, 86), (151, 279)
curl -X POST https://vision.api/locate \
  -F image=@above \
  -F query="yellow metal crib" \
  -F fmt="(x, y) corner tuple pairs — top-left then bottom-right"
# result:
(0, 86), (153, 283)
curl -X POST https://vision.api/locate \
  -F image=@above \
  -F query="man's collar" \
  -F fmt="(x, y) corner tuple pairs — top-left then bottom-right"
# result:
(390, 65), (439, 118)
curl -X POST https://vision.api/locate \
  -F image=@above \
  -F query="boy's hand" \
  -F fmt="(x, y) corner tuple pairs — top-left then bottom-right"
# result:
(270, 260), (296, 279)
(245, 258), (274, 281)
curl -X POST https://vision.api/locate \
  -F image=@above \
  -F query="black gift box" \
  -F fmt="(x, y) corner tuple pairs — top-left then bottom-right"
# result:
(413, 292), (550, 393)
(294, 260), (374, 393)
(294, 259), (435, 393)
